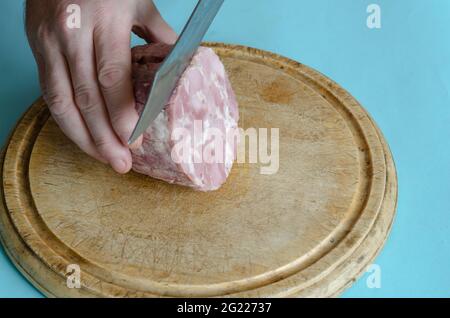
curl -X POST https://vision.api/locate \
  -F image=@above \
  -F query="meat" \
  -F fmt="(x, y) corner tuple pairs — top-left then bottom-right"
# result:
(130, 43), (239, 191)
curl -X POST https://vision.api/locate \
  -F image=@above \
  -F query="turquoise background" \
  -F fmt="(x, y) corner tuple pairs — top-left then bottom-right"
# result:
(0, 0), (449, 297)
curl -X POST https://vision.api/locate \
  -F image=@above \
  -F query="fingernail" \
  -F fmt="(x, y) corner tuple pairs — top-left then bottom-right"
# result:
(111, 158), (129, 174)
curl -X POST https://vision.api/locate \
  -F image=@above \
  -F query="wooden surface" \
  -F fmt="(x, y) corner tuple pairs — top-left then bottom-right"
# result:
(0, 43), (397, 298)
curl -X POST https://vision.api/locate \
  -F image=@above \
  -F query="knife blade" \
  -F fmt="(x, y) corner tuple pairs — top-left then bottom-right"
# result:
(128, 0), (225, 145)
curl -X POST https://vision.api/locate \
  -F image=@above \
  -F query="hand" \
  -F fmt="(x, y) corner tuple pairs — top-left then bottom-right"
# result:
(25, 0), (177, 173)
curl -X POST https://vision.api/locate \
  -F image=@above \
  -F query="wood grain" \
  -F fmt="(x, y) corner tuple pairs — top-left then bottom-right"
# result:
(0, 43), (397, 297)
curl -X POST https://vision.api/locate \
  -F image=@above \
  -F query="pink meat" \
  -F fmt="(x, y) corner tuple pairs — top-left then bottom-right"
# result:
(131, 43), (239, 191)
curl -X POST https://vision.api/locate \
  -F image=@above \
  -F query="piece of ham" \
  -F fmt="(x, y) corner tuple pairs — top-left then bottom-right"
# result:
(130, 43), (239, 191)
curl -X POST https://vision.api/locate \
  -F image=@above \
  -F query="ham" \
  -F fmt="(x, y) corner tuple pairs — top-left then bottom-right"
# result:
(130, 43), (239, 191)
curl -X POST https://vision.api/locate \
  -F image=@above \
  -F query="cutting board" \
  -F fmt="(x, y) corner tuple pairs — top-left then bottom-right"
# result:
(0, 43), (397, 297)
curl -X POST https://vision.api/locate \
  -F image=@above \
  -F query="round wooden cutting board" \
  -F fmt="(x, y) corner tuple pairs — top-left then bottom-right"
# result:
(0, 43), (397, 298)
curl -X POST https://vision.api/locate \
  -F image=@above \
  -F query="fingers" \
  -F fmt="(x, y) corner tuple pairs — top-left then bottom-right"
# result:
(39, 47), (107, 164)
(28, 1), (158, 174)
(133, 1), (178, 44)
(94, 23), (143, 149)
(64, 38), (133, 174)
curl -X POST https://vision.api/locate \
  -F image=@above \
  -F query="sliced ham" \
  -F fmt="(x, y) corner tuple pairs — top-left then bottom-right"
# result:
(131, 43), (239, 191)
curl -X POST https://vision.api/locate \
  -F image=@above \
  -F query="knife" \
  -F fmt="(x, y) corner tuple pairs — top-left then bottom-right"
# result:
(128, 0), (225, 145)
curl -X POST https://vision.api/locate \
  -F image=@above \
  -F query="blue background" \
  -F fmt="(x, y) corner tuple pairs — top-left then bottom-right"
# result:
(0, 0), (449, 297)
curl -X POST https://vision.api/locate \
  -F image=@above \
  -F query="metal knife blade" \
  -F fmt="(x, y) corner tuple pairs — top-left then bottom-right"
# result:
(128, 0), (225, 145)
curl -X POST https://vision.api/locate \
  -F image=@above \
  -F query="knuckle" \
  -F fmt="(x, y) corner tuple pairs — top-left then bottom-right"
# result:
(44, 92), (72, 119)
(108, 111), (122, 129)
(97, 64), (127, 91)
(57, 17), (70, 35)
(73, 85), (99, 115)
(109, 112), (131, 137)
(49, 10), (69, 39)
(55, 4), (71, 27)
(34, 24), (50, 41)
(93, 136), (112, 153)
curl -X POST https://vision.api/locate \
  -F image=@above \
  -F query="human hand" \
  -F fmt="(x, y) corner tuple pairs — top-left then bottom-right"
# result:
(25, 0), (177, 173)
